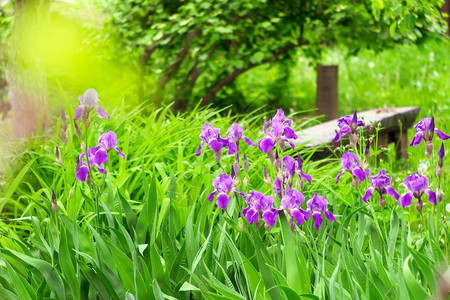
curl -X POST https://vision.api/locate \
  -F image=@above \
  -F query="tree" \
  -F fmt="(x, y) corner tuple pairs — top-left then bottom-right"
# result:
(109, 0), (447, 110)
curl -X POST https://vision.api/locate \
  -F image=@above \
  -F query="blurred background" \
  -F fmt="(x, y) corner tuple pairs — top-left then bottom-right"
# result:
(0, 0), (449, 139)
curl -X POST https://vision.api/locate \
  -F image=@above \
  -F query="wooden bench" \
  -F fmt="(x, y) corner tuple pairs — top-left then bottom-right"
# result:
(292, 106), (420, 160)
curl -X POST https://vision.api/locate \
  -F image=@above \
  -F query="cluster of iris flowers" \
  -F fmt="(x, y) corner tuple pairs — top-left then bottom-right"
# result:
(199, 108), (447, 234)
(198, 109), (336, 234)
(72, 89), (125, 184)
(332, 111), (445, 214)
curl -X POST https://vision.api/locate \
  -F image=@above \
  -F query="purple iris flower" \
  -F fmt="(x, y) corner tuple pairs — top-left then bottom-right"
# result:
(92, 131), (126, 165)
(74, 131), (125, 182)
(306, 193), (337, 234)
(282, 155), (312, 190)
(195, 123), (228, 160)
(75, 147), (104, 182)
(336, 152), (369, 187)
(398, 172), (442, 214)
(332, 110), (364, 145)
(207, 173), (245, 210)
(362, 169), (399, 209)
(74, 89), (110, 121)
(242, 191), (279, 231)
(226, 123), (255, 154)
(280, 190), (311, 232)
(410, 117), (450, 158)
(258, 109), (298, 158)
(437, 143), (445, 180)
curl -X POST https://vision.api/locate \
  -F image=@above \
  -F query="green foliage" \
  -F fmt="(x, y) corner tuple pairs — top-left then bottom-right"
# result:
(108, 0), (447, 108)
(0, 97), (447, 298)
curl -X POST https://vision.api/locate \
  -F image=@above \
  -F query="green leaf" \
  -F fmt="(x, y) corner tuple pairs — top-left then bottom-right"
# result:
(388, 209), (399, 258)
(59, 227), (79, 299)
(3, 157), (37, 201)
(0, 288), (21, 300)
(249, 227), (282, 300)
(402, 255), (429, 300)
(179, 282), (200, 292)
(4, 259), (33, 300)
(156, 197), (170, 239)
(136, 168), (158, 244)
(278, 285), (302, 300)
(407, 246), (435, 291)
(280, 213), (310, 294)
(3, 250), (66, 300)
(250, 52), (265, 64)
(389, 22), (397, 36)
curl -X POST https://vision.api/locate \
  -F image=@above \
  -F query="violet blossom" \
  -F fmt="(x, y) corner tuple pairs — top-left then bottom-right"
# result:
(92, 131), (126, 165)
(280, 190), (311, 232)
(207, 173), (245, 210)
(195, 123), (228, 162)
(410, 117), (450, 158)
(332, 110), (364, 147)
(74, 89), (110, 123)
(226, 123), (255, 154)
(242, 191), (279, 231)
(306, 193), (337, 234)
(398, 172), (442, 214)
(282, 155), (312, 190)
(75, 147), (103, 182)
(75, 131), (125, 182)
(436, 142), (444, 180)
(258, 109), (298, 160)
(336, 152), (369, 188)
(362, 169), (399, 209)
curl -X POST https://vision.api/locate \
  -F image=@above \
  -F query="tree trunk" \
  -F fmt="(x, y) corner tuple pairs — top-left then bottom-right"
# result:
(316, 65), (338, 120)
(7, 0), (49, 138)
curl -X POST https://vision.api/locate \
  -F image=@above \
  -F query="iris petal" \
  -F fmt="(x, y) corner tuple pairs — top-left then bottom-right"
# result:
(94, 149), (108, 165)
(216, 193), (230, 210)
(425, 189), (437, 205)
(208, 140), (222, 152)
(399, 192), (413, 208)
(75, 165), (89, 181)
(352, 167), (367, 181)
(227, 142), (237, 155)
(207, 191), (217, 202)
(262, 209), (278, 227)
(96, 106), (110, 119)
(324, 210), (337, 222)
(243, 136), (255, 146)
(74, 106), (84, 120)
(300, 172), (312, 184)
(435, 128), (450, 140)
(290, 209), (304, 226)
(195, 142), (205, 156)
(336, 169), (344, 184)
(409, 132), (423, 146)
(312, 212), (323, 229)
(114, 147), (126, 159)
(386, 186), (399, 200)
(362, 187), (374, 202)
(258, 138), (274, 153)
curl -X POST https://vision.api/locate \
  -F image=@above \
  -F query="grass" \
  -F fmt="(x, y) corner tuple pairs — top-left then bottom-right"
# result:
(0, 40), (448, 299)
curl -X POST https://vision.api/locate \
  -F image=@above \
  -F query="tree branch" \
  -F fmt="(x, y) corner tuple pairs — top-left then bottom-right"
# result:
(140, 33), (170, 64)
(200, 36), (306, 107)
(157, 29), (201, 88)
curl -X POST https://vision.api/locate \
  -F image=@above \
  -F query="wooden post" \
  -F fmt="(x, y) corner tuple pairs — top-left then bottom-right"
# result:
(441, 0), (450, 36)
(316, 65), (338, 120)
(396, 131), (409, 160)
